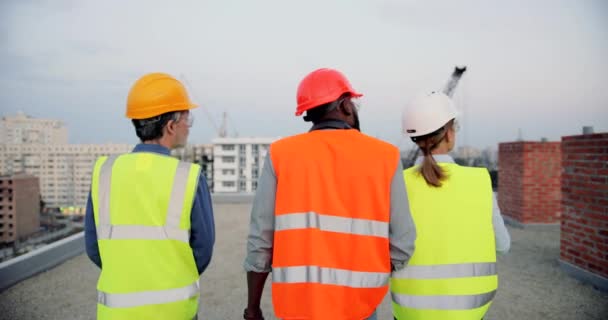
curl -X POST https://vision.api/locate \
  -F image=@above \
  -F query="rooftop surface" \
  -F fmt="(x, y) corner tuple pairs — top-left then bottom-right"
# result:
(1, 200), (607, 319)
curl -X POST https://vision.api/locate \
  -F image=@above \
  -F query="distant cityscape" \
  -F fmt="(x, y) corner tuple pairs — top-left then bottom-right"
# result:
(0, 113), (278, 259)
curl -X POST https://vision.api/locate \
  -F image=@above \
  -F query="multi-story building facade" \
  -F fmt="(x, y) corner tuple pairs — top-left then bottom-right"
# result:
(452, 146), (482, 160)
(0, 144), (133, 211)
(172, 144), (214, 190)
(1, 114), (281, 206)
(0, 112), (68, 144)
(0, 174), (40, 243)
(0, 113), (133, 212)
(212, 137), (279, 193)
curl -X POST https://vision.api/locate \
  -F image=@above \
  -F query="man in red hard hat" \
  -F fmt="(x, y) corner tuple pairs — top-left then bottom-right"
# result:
(243, 68), (417, 320)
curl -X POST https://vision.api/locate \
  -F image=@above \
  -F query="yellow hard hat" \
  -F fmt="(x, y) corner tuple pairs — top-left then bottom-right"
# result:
(126, 73), (197, 119)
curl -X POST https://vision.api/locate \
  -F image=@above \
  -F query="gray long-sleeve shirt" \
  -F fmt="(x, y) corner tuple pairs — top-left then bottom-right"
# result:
(244, 149), (417, 273)
(413, 154), (511, 254)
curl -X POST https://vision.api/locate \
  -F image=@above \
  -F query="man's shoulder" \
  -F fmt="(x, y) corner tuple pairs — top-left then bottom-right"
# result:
(271, 131), (399, 155)
(104, 152), (202, 169)
(270, 132), (310, 151)
(357, 132), (399, 151)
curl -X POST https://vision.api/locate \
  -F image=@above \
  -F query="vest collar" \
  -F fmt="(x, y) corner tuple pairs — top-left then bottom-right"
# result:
(414, 154), (455, 165)
(309, 119), (352, 132)
(132, 143), (171, 156)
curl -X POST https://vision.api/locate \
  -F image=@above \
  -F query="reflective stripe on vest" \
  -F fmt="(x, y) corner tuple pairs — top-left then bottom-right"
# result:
(392, 262), (496, 279)
(273, 211), (390, 289)
(273, 266), (389, 288)
(391, 290), (496, 310)
(98, 280), (199, 308)
(275, 211), (389, 238)
(96, 156), (191, 243)
(391, 262), (497, 310)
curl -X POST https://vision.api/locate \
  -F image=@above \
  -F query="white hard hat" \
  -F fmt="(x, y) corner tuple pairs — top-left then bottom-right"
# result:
(402, 92), (458, 140)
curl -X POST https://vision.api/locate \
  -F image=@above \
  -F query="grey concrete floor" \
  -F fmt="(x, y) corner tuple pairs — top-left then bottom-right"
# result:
(0, 202), (607, 319)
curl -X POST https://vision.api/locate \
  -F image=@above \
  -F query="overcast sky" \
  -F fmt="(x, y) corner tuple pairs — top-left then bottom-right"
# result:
(1, 0), (607, 149)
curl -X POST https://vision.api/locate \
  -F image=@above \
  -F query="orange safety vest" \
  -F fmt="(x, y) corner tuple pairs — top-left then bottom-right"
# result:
(270, 129), (400, 320)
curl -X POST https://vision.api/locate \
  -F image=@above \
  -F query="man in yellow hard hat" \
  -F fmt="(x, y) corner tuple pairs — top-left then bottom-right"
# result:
(84, 73), (215, 319)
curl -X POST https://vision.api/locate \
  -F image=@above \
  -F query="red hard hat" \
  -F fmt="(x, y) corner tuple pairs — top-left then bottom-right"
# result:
(295, 68), (363, 116)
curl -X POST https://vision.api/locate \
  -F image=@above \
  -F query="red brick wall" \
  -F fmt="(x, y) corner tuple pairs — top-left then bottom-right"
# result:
(498, 141), (562, 223)
(498, 142), (525, 222)
(560, 133), (608, 278)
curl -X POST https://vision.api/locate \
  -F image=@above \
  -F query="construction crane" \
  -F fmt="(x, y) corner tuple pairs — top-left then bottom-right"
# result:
(443, 66), (467, 98)
(403, 66), (467, 168)
(180, 75), (237, 138)
(177, 75), (239, 191)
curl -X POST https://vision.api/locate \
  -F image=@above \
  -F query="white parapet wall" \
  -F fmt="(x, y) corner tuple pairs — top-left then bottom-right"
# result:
(0, 232), (84, 291)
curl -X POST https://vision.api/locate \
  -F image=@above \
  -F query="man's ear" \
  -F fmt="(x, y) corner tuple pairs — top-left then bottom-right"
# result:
(165, 119), (176, 136)
(339, 100), (352, 116)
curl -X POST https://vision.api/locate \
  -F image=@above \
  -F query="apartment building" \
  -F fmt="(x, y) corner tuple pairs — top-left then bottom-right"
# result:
(0, 174), (40, 243)
(0, 144), (133, 210)
(212, 137), (279, 193)
(172, 144), (214, 190)
(0, 113), (134, 212)
(1, 112), (68, 144)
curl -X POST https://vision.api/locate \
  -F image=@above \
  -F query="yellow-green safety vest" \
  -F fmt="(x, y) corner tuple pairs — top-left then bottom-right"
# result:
(91, 152), (201, 320)
(391, 163), (497, 320)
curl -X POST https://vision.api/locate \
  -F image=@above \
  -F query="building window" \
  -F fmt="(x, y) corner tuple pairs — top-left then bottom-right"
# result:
(9, 232), (13, 237)
(221, 145), (235, 151)
(252, 181), (258, 190)
(8, 223), (12, 229)
(222, 169), (235, 175)
(8, 214), (12, 219)
(8, 206), (12, 211)
(222, 181), (235, 187)
(221, 156), (235, 163)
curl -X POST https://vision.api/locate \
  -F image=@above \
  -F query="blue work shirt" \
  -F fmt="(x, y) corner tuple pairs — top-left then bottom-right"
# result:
(84, 143), (215, 275)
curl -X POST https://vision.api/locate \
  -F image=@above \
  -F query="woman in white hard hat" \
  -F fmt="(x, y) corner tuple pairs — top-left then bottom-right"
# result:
(390, 92), (510, 320)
